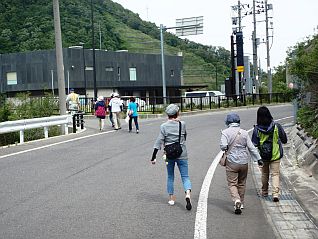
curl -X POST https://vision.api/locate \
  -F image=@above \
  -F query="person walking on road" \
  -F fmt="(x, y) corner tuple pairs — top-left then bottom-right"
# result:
(109, 93), (123, 130)
(66, 88), (80, 115)
(252, 106), (287, 202)
(127, 97), (139, 133)
(220, 112), (263, 214)
(151, 104), (192, 210)
(108, 93), (115, 128)
(94, 96), (106, 131)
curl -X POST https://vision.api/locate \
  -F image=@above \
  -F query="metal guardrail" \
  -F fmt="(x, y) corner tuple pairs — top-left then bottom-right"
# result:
(0, 115), (72, 144)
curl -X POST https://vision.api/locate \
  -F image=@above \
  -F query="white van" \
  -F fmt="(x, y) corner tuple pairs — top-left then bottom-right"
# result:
(184, 91), (225, 105)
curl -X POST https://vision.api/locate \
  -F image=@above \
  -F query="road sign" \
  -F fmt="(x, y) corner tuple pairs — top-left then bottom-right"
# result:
(175, 16), (203, 36)
(237, 66), (244, 72)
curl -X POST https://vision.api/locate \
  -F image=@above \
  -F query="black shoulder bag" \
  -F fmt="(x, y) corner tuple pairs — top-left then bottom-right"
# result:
(164, 121), (183, 159)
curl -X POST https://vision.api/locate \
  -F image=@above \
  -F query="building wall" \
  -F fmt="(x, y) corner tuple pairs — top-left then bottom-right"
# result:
(0, 49), (183, 97)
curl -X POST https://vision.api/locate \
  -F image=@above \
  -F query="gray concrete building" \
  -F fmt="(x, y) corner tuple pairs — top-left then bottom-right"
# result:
(0, 48), (184, 99)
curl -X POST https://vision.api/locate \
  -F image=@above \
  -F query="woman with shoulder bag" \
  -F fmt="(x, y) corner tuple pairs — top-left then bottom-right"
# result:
(151, 104), (192, 210)
(220, 112), (263, 214)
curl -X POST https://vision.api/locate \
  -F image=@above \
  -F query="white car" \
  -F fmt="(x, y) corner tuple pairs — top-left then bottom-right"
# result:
(184, 91), (225, 105)
(122, 96), (147, 108)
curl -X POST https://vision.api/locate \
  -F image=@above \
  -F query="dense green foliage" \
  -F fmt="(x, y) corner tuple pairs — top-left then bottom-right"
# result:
(285, 34), (318, 138)
(0, 93), (60, 146)
(0, 0), (231, 89)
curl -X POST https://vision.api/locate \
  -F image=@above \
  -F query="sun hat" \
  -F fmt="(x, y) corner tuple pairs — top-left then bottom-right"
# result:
(98, 96), (104, 101)
(225, 112), (240, 126)
(165, 104), (179, 116)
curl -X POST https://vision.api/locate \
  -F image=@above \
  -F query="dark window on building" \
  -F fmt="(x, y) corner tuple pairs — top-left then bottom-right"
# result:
(117, 67), (121, 81)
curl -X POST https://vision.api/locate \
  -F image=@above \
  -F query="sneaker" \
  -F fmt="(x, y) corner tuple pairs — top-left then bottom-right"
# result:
(136, 129), (139, 134)
(234, 200), (242, 214)
(273, 197), (279, 202)
(240, 203), (244, 209)
(168, 200), (175, 206)
(129, 130), (131, 133)
(185, 197), (192, 210)
(185, 190), (192, 210)
(261, 192), (268, 197)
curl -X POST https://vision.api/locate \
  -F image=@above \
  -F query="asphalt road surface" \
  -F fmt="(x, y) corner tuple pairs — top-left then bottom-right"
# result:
(0, 105), (293, 239)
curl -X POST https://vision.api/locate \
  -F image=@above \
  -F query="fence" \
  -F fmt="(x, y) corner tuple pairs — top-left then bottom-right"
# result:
(78, 93), (291, 114)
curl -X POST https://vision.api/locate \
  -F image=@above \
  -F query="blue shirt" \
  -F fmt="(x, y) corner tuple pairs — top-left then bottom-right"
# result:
(128, 102), (138, 117)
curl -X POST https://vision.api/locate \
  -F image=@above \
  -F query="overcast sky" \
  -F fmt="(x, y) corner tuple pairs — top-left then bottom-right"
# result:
(113, 0), (318, 70)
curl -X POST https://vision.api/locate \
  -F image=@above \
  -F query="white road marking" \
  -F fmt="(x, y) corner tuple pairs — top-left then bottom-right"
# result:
(0, 130), (115, 159)
(194, 151), (222, 239)
(193, 115), (293, 239)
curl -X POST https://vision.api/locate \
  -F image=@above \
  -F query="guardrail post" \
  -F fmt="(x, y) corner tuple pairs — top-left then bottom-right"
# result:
(65, 124), (69, 135)
(44, 126), (49, 138)
(20, 130), (24, 144)
(73, 114), (76, 133)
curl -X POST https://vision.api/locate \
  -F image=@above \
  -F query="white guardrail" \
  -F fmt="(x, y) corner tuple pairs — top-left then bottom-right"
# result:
(0, 115), (72, 144)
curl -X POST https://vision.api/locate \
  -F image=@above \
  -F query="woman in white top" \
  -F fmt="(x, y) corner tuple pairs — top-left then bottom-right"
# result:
(220, 112), (263, 215)
(109, 93), (123, 130)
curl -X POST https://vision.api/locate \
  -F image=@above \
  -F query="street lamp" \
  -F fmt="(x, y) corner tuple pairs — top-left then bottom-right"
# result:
(91, 0), (97, 100)
(79, 42), (87, 97)
(160, 16), (203, 105)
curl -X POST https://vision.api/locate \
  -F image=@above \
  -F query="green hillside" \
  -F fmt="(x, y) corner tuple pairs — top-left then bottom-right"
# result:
(0, 0), (231, 90)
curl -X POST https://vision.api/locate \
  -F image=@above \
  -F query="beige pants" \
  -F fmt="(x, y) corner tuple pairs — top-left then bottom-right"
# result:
(112, 112), (121, 129)
(226, 160), (248, 204)
(261, 160), (280, 197)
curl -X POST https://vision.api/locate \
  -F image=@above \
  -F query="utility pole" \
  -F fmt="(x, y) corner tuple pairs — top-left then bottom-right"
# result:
(238, 0), (243, 98)
(52, 0), (66, 116)
(79, 42), (87, 97)
(265, 0), (272, 99)
(160, 24), (167, 105)
(252, 0), (259, 94)
(91, 0), (97, 100)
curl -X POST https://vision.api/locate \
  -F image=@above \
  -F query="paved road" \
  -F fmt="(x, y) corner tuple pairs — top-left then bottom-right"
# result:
(0, 104), (316, 238)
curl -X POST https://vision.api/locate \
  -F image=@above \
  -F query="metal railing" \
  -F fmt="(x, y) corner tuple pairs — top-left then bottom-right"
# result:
(77, 93), (291, 114)
(0, 115), (72, 144)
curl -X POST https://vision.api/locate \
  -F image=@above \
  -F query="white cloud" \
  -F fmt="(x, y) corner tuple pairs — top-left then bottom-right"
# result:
(113, 0), (318, 69)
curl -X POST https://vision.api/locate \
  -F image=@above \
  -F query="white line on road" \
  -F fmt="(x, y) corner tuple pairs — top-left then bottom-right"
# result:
(0, 130), (115, 160)
(194, 115), (293, 239)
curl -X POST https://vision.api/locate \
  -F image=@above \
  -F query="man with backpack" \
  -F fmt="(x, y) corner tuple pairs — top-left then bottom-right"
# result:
(252, 106), (287, 202)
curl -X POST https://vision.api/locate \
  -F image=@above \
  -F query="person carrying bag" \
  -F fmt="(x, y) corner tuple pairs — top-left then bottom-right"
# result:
(150, 104), (192, 210)
(220, 112), (263, 215)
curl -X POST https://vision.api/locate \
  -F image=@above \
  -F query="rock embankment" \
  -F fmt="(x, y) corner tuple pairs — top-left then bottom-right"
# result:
(282, 124), (318, 225)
